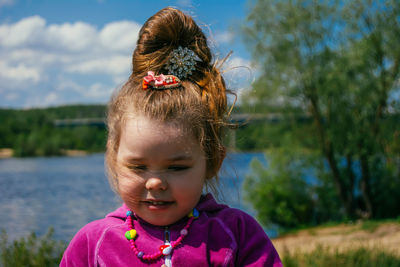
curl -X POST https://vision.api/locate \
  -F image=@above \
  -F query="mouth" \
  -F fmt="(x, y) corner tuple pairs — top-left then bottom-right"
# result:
(142, 199), (174, 209)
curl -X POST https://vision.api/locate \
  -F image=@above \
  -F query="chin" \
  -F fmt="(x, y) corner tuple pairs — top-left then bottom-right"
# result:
(146, 218), (175, 226)
(141, 213), (183, 226)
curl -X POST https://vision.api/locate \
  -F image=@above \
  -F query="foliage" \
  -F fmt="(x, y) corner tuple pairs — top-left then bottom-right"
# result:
(242, 0), (400, 226)
(282, 246), (400, 267)
(244, 147), (344, 231)
(0, 105), (107, 157)
(244, 148), (314, 230)
(0, 228), (66, 267)
(0, 104), (283, 156)
(234, 122), (288, 151)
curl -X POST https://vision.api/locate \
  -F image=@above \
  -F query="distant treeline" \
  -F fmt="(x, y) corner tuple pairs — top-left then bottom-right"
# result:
(0, 105), (107, 157)
(0, 104), (279, 157)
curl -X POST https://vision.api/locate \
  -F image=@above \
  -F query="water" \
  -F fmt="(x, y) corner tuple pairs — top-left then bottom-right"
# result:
(0, 152), (266, 242)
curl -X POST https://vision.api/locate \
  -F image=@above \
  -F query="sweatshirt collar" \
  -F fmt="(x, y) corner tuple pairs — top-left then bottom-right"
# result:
(106, 193), (228, 222)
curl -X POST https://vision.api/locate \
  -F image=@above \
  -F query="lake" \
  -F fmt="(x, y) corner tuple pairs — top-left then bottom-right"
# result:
(0, 152), (267, 242)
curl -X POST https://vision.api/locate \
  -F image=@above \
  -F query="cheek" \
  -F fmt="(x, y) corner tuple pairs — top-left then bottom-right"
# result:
(116, 171), (143, 195)
(173, 169), (205, 191)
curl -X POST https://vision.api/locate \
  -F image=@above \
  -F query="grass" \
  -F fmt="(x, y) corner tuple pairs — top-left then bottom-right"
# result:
(282, 246), (400, 267)
(359, 217), (400, 232)
(278, 217), (400, 237)
(1, 224), (400, 266)
(0, 228), (66, 267)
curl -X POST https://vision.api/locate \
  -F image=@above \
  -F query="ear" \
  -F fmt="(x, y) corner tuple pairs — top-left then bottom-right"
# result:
(217, 147), (226, 171)
(205, 147), (227, 180)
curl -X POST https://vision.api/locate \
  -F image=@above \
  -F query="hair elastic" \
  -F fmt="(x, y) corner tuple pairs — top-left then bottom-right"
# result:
(142, 71), (181, 90)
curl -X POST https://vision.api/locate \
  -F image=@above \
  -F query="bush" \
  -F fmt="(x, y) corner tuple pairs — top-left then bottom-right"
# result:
(244, 148), (317, 231)
(0, 228), (66, 267)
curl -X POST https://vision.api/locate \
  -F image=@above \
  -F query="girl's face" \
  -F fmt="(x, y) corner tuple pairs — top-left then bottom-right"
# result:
(116, 116), (206, 226)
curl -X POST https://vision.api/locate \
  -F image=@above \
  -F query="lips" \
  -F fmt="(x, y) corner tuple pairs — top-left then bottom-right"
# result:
(146, 200), (172, 205)
(142, 199), (174, 208)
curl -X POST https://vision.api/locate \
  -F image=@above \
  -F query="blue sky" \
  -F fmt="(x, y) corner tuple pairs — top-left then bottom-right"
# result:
(0, 0), (254, 108)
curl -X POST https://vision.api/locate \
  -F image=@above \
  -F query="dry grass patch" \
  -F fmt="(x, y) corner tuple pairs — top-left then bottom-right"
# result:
(272, 221), (400, 256)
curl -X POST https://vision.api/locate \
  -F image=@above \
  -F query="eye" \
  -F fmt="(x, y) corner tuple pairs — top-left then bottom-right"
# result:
(128, 165), (147, 172)
(168, 165), (190, 171)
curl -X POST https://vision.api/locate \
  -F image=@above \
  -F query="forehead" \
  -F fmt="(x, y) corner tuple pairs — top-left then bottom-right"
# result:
(118, 115), (201, 157)
(122, 115), (186, 138)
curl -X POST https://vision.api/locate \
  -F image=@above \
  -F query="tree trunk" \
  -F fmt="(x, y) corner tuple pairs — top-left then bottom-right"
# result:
(307, 91), (355, 218)
(345, 154), (356, 216)
(359, 154), (373, 218)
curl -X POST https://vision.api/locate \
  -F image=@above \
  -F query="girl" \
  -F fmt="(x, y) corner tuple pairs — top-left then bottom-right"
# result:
(60, 7), (282, 267)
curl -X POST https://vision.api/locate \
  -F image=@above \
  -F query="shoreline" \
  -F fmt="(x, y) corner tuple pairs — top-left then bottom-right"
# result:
(0, 148), (13, 158)
(0, 148), (266, 159)
(0, 148), (89, 159)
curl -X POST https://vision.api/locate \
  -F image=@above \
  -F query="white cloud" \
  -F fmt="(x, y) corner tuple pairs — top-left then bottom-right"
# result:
(5, 92), (18, 101)
(0, 61), (41, 83)
(0, 16), (46, 47)
(224, 56), (252, 69)
(85, 83), (113, 98)
(0, 16), (141, 107)
(66, 56), (131, 76)
(0, 15), (252, 108)
(99, 21), (140, 52)
(221, 56), (258, 102)
(222, 56), (254, 81)
(46, 21), (98, 52)
(44, 92), (59, 105)
(25, 92), (62, 108)
(176, 0), (193, 8)
(214, 31), (234, 44)
(0, 0), (15, 8)
(55, 79), (84, 92)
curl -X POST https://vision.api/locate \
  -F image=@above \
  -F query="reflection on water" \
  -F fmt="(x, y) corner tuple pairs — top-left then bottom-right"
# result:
(0, 152), (265, 241)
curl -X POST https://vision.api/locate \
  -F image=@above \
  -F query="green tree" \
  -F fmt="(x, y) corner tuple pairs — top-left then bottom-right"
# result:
(242, 0), (400, 224)
(0, 105), (107, 157)
(244, 148), (315, 230)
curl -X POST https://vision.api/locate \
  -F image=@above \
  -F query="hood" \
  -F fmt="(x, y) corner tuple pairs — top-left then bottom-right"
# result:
(105, 193), (228, 221)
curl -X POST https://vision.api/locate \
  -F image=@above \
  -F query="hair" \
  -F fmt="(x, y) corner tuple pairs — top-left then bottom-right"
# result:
(106, 7), (233, 194)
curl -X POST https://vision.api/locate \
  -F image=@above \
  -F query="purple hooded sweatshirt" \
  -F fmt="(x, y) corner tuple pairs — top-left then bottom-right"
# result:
(60, 194), (282, 266)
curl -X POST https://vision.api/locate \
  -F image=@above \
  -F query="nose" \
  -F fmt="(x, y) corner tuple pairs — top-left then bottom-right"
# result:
(145, 175), (168, 191)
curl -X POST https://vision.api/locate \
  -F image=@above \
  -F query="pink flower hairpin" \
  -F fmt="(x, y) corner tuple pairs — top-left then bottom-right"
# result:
(143, 71), (181, 90)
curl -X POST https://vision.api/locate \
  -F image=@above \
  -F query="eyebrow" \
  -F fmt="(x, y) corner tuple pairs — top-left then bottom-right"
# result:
(168, 155), (193, 161)
(125, 155), (193, 162)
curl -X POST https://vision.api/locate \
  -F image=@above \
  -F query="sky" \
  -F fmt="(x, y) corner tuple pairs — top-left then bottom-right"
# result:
(0, 0), (255, 108)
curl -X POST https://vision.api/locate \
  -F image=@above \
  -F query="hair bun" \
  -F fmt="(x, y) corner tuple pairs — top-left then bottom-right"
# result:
(131, 7), (212, 82)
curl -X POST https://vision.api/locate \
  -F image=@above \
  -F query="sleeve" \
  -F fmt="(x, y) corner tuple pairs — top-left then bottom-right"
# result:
(235, 212), (283, 267)
(59, 226), (96, 267)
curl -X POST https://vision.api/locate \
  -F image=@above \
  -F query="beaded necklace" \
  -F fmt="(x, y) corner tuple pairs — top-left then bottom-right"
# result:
(125, 208), (200, 262)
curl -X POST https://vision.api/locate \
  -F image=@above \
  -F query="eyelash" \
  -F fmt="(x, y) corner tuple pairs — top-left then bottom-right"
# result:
(168, 165), (189, 171)
(127, 165), (147, 172)
(127, 165), (190, 172)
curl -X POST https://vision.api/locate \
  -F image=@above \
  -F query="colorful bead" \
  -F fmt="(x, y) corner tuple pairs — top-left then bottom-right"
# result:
(193, 208), (199, 218)
(188, 208), (199, 218)
(159, 244), (172, 256)
(125, 229), (137, 240)
(127, 209), (199, 261)
(180, 229), (188, 236)
(126, 211), (133, 217)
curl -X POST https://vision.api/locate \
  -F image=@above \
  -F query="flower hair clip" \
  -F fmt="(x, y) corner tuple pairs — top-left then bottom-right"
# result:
(142, 71), (181, 90)
(165, 46), (202, 79)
